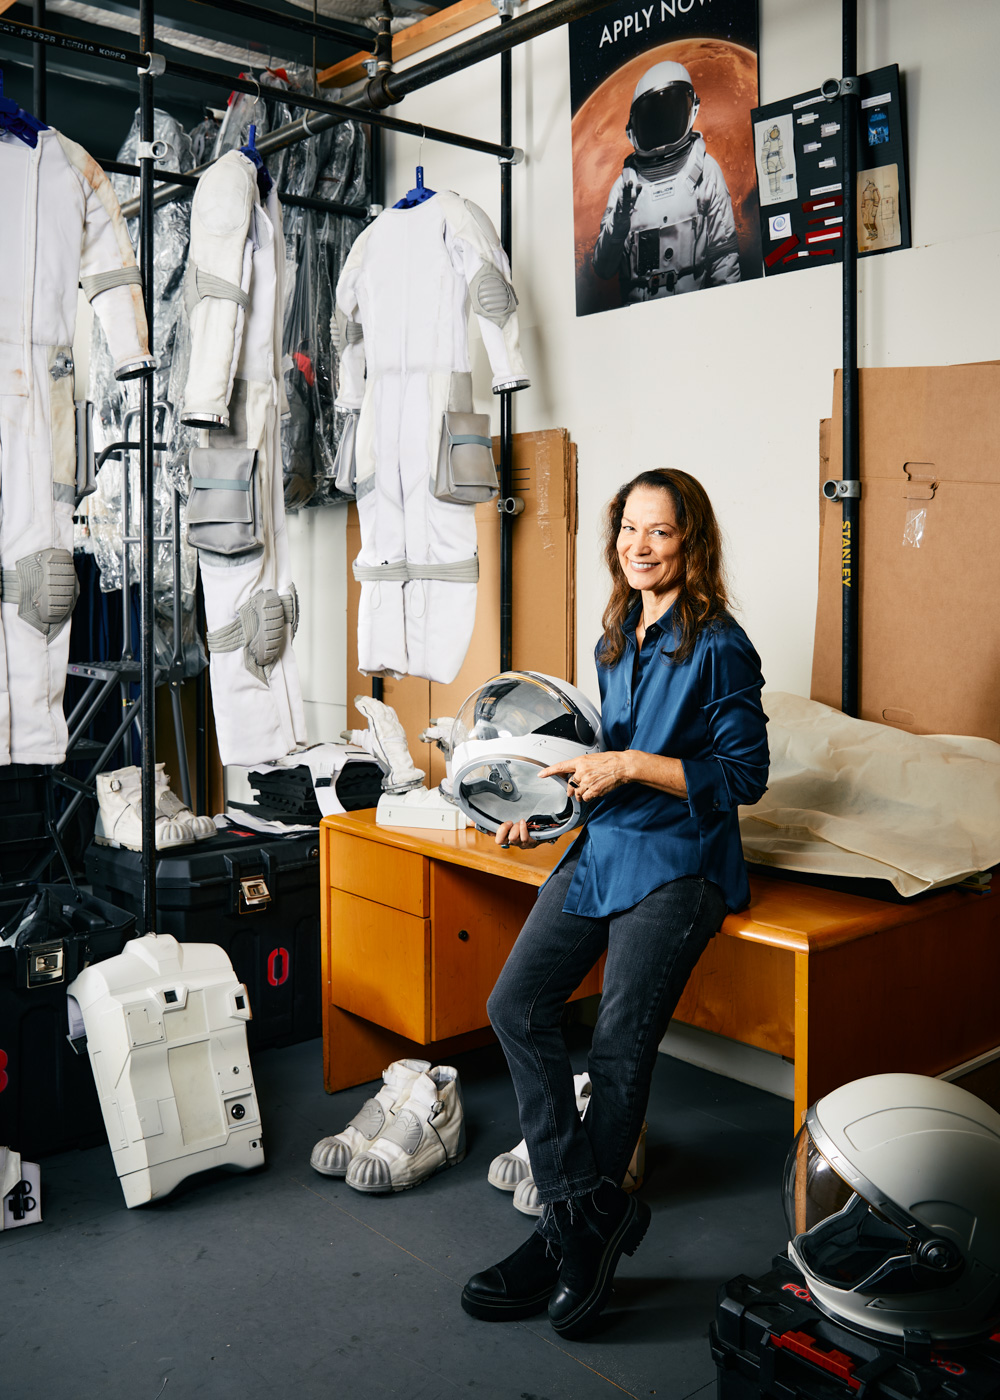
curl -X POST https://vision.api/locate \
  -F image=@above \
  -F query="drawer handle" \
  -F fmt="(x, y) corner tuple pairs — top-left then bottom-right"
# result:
(458, 929), (470, 942)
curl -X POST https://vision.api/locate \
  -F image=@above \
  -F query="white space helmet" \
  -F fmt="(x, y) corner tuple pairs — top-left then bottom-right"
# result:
(450, 672), (603, 840)
(626, 61), (700, 158)
(784, 1073), (1000, 1343)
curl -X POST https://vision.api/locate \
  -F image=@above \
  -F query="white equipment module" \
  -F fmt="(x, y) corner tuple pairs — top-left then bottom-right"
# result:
(67, 934), (263, 1208)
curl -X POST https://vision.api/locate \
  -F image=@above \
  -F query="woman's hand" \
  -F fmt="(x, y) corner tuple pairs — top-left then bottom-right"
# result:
(495, 819), (540, 850)
(539, 751), (635, 803)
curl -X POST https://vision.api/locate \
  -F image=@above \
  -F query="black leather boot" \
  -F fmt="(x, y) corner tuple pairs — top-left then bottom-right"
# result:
(546, 1180), (651, 1339)
(461, 1228), (561, 1321)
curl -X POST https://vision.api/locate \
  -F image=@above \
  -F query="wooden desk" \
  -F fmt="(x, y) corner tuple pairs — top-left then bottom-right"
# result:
(320, 812), (1000, 1124)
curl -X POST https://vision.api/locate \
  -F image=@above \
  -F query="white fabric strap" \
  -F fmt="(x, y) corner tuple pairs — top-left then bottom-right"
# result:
(195, 267), (250, 312)
(80, 265), (143, 300)
(352, 557), (479, 584)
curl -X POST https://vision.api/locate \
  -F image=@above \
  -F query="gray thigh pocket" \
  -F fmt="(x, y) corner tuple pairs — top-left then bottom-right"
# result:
(186, 447), (260, 555)
(433, 411), (498, 505)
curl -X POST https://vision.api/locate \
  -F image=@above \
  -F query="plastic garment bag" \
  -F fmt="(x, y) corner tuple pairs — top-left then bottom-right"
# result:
(83, 107), (204, 678)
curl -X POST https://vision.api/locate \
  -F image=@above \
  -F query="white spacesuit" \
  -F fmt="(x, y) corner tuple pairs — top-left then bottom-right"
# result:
(593, 62), (740, 302)
(181, 150), (307, 767)
(0, 128), (154, 766)
(333, 192), (529, 684)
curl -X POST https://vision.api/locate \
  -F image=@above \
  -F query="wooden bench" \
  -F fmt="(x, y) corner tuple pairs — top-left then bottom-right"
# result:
(321, 811), (1000, 1124)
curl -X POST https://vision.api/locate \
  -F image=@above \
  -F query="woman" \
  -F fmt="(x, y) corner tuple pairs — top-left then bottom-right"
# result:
(461, 469), (769, 1340)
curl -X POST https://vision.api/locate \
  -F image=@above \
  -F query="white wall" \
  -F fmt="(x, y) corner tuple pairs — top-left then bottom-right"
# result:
(291, 0), (1000, 722)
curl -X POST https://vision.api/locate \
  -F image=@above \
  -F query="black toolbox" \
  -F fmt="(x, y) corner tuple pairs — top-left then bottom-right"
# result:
(712, 1255), (1000, 1399)
(85, 827), (322, 1052)
(0, 884), (135, 1157)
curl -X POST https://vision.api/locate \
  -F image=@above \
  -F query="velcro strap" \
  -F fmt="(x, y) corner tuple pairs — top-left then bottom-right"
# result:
(195, 268), (250, 312)
(352, 557), (479, 584)
(80, 265), (143, 300)
(190, 477), (252, 492)
(449, 434), (492, 448)
(352, 560), (410, 583)
(205, 590), (297, 653)
(0, 569), (19, 604)
(408, 557), (479, 583)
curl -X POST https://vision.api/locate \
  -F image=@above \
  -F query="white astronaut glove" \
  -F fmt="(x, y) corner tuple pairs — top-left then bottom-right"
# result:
(348, 696), (424, 794)
(612, 171), (641, 236)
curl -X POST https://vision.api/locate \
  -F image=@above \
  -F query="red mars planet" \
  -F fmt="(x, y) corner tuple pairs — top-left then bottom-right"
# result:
(572, 38), (760, 315)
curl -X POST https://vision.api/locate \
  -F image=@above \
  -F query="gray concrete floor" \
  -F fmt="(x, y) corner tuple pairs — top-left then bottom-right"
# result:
(1, 1034), (792, 1400)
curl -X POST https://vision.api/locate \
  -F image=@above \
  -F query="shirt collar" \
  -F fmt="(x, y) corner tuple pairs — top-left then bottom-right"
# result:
(624, 600), (675, 642)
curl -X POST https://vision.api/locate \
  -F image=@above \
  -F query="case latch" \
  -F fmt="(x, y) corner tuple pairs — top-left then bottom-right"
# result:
(239, 877), (271, 913)
(25, 940), (65, 987)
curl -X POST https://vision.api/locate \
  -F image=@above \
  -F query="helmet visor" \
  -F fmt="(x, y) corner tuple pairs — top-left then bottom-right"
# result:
(456, 757), (574, 833)
(452, 673), (596, 751)
(629, 83), (694, 152)
(783, 1126), (962, 1296)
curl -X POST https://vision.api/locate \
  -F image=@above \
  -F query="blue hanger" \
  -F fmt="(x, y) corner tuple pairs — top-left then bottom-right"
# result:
(394, 165), (436, 209)
(0, 70), (48, 148)
(239, 123), (273, 200)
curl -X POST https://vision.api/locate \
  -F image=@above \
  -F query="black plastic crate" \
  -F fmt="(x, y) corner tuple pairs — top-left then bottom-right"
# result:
(85, 827), (321, 1052)
(0, 885), (136, 1157)
(712, 1255), (1000, 1399)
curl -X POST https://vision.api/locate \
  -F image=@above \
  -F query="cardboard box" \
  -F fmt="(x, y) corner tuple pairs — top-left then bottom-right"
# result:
(811, 363), (1000, 741)
(345, 429), (578, 787)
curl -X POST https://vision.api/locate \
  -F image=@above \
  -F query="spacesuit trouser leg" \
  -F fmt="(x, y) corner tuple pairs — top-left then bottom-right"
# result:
(0, 352), (77, 765)
(353, 373), (408, 677)
(200, 553), (306, 768)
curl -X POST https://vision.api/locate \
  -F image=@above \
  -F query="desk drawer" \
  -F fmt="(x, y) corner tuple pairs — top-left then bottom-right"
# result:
(325, 830), (428, 917)
(430, 864), (601, 1040)
(328, 889), (430, 1043)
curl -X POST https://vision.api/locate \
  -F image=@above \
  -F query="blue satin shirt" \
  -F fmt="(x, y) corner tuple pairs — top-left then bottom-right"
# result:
(555, 605), (769, 917)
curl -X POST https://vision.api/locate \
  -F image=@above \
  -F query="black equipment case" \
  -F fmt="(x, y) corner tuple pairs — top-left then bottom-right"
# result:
(712, 1255), (1000, 1399)
(85, 827), (322, 1052)
(0, 885), (135, 1157)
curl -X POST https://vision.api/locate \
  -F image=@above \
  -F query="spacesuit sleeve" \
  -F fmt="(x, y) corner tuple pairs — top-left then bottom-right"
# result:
(181, 151), (257, 426)
(593, 174), (628, 280)
(57, 134), (155, 381)
(447, 199), (529, 394)
(331, 229), (370, 413)
(703, 158), (741, 288)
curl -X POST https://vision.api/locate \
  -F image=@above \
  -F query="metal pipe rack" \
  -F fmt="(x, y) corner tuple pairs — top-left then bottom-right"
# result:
(6, 0), (554, 917)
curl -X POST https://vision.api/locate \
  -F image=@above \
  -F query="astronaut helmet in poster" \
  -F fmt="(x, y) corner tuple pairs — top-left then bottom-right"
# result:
(625, 61), (700, 157)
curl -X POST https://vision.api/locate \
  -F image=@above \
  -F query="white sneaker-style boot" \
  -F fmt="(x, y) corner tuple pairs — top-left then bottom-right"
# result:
(344, 695), (423, 794)
(487, 1136), (531, 1191)
(492, 1073), (591, 1199)
(94, 767), (195, 852)
(154, 763), (216, 840)
(345, 1065), (465, 1193)
(310, 1058), (431, 1178)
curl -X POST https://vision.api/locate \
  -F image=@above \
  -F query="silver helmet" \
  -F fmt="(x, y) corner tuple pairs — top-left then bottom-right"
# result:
(784, 1073), (1000, 1342)
(626, 61), (700, 158)
(450, 672), (603, 840)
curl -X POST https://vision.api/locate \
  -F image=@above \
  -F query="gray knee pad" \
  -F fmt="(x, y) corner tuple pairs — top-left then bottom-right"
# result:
(2, 548), (79, 637)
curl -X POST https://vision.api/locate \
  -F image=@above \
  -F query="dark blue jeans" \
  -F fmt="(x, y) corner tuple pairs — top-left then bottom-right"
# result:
(487, 848), (727, 1205)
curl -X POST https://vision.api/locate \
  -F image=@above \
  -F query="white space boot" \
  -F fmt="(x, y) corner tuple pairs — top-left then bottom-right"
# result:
(94, 767), (195, 852)
(343, 695), (423, 794)
(310, 1058), (431, 1178)
(487, 1136), (531, 1191)
(345, 1065), (465, 1193)
(507, 1074), (593, 1216)
(155, 763), (216, 840)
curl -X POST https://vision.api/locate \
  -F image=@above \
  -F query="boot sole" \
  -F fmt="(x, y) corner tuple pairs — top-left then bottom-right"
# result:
(460, 1285), (554, 1322)
(549, 1196), (652, 1341)
(345, 1148), (466, 1194)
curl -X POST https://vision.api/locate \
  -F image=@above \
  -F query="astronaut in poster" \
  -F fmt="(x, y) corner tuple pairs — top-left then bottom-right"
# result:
(570, 0), (761, 317)
(592, 59), (741, 302)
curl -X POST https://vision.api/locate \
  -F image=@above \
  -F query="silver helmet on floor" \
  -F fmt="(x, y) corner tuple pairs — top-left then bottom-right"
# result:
(784, 1073), (1000, 1343)
(450, 672), (603, 840)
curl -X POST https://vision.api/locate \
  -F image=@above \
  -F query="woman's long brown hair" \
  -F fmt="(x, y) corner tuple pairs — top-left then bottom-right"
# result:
(598, 469), (731, 668)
